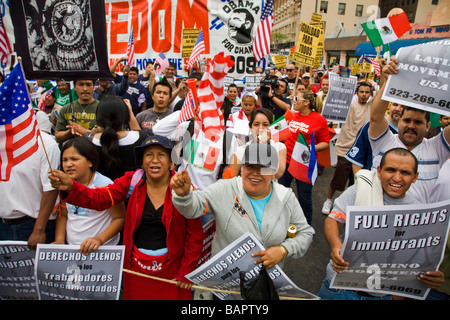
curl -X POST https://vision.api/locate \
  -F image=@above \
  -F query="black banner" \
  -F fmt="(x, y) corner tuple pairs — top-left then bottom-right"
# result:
(9, 0), (112, 80)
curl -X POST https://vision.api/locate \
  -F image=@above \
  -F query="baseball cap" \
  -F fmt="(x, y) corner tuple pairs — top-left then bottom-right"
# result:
(242, 143), (278, 175)
(134, 135), (174, 166)
(302, 73), (310, 78)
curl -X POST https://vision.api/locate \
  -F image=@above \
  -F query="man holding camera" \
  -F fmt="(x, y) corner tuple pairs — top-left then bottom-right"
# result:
(256, 77), (291, 121)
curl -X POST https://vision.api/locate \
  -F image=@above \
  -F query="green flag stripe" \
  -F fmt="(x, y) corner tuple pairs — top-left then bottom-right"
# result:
(362, 21), (384, 47)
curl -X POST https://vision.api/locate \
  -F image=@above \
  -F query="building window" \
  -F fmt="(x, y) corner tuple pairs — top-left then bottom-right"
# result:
(320, 1), (328, 13)
(355, 5), (363, 17)
(432, 0), (439, 5)
(338, 3), (346, 15)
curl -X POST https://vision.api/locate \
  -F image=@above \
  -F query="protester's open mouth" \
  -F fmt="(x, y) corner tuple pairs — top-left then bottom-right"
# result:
(389, 183), (402, 190)
(148, 166), (161, 173)
(249, 178), (262, 184)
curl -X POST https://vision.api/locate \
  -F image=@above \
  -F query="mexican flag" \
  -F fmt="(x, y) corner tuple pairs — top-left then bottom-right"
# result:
(288, 131), (319, 185)
(184, 137), (220, 172)
(269, 109), (295, 143)
(362, 12), (411, 47)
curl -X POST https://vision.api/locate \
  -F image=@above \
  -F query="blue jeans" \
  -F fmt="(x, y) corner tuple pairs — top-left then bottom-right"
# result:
(426, 289), (450, 300)
(278, 169), (312, 225)
(0, 217), (55, 243)
(318, 277), (392, 300)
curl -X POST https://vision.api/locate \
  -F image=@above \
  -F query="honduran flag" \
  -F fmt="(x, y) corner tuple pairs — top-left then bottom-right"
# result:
(361, 12), (411, 47)
(269, 109), (295, 143)
(288, 131), (318, 185)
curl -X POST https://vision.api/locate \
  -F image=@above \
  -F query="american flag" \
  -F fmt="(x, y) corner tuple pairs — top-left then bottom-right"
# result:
(197, 52), (234, 142)
(0, 15), (11, 64)
(155, 51), (169, 73)
(179, 78), (199, 124)
(0, 63), (40, 181)
(364, 57), (381, 77)
(37, 86), (57, 112)
(187, 29), (205, 68)
(126, 27), (135, 66)
(252, 0), (273, 62)
(179, 90), (196, 124)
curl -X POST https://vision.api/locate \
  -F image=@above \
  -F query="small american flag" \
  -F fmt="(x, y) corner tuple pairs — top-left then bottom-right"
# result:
(155, 51), (169, 73)
(253, 0), (273, 62)
(0, 63), (40, 181)
(37, 86), (57, 112)
(126, 27), (135, 66)
(197, 52), (234, 142)
(0, 15), (11, 64)
(187, 29), (205, 68)
(364, 57), (381, 77)
(179, 90), (196, 124)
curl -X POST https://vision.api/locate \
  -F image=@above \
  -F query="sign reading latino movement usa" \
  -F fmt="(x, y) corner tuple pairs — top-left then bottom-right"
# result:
(382, 39), (450, 117)
(0, 241), (38, 300)
(321, 72), (358, 123)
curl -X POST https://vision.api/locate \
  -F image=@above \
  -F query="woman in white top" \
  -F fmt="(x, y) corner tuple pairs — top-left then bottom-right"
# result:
(53, 138), (126, 255)
(227, 108), (287, 179)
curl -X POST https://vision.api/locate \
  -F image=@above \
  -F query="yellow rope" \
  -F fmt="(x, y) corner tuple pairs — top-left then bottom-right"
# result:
(122, 268), (319, 300)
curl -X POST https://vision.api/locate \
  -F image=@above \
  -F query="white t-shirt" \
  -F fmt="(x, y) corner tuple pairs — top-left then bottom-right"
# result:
(0, 131), (60, 220)
(430, 159), (450, 203)
(65, 172), (120, 246)
(370, 127), (450, 203)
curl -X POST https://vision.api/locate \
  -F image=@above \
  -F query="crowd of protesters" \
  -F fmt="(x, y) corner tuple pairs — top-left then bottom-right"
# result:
(1, 52), (449, 301)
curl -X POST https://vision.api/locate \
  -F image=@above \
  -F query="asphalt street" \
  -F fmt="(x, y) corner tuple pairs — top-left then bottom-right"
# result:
(282, 165), (343, 297)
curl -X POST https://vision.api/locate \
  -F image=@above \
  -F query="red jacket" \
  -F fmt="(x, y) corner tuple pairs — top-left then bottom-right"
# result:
(62, 170), (203, 282)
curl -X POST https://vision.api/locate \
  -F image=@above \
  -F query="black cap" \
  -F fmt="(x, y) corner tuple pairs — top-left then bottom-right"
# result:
(134, 135), (174, 166)
(242, 143), (278, 174)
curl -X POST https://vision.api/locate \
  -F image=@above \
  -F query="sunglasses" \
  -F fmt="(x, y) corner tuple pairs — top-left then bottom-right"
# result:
(293, 96), (307, 102)
(286, 69), (294, 72)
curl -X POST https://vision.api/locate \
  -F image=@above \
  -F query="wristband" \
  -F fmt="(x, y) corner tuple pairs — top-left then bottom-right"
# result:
(279, 245), (288, 259)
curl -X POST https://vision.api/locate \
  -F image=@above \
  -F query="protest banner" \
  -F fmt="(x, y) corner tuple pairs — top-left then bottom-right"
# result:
(362, 60), (373, 73)
(9, 0), (112, 80)
(310, 13), (322, 24)
(102, 0), (268, 77)
(321, 72), (358, 123)
(292, 22), (321, 67)
(382, 39), (450, 117)
(330, 199), (450, 300)
(0, 241), (38, 300)
(310, 22), (325, 58)
(351, 63), (362, 76)
(244, 74), (264, 92)
(35, 244), (124, 300)
(224, 75), (235, 94)
(270, 54), (287, 69)
(185, 232), (318, 300)
(182, 28), (201, 58)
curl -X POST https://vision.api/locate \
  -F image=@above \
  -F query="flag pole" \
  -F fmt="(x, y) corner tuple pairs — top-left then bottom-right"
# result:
(293, 64), (301, 97)
(17, 57), (53, 173)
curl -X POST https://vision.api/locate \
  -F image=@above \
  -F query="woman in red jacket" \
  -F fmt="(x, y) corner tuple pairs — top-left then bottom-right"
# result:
(49, 135), (203, 300)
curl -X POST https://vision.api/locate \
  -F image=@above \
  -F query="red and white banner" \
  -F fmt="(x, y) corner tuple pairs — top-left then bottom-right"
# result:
(104, 0), (267, 78)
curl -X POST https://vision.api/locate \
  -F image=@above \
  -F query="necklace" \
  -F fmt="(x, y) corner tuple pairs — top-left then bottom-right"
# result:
(79, 102), (91, 117)
(152, 109), (169, 123)
(147, 183), (168, 197)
